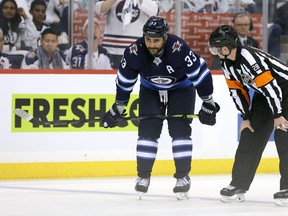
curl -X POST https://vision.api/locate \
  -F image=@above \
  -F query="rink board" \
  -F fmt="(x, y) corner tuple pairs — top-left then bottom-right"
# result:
(0, 70), (279, 179)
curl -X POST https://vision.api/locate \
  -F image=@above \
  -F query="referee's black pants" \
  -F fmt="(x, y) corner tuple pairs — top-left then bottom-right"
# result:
(231, 91), (288, 191)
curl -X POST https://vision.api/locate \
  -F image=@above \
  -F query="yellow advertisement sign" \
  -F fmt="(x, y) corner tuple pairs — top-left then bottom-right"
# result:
(12, 94), (139, 132)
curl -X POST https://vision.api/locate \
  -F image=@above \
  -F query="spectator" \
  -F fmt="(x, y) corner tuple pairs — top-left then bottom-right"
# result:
(0, 27), (12, 69)
(22, 0), (49, 51)
(204, 0), (229, 13)
(65, 18), (112, 70)
(267, 22), (281, 58)
(232, 12), (258, 48)
(44, 0), (66, 28)
(94, 0), (159, 69)
(228, 0), (258, 13)
(0, 0), (26, 52)
(158, 0), (205, 13)
(21, 27), (68, 69)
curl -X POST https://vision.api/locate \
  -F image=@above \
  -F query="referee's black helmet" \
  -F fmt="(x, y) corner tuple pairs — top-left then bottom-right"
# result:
(209, 25), (241, 49)
(143, 16), (169, 38)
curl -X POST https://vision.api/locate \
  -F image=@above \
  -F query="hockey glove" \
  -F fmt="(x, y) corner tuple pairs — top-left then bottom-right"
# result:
(101, 103), (126, 128)
(199, 102), (220, 126)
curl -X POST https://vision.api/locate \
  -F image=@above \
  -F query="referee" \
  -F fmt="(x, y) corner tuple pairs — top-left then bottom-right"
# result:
(209, 25), (288, 206)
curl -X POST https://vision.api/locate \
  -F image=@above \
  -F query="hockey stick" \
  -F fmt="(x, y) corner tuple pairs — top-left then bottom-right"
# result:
(14, 108), (198, 127)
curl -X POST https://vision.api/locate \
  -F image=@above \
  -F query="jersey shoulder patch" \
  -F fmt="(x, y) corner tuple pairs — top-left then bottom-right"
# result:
(129, 43), (138, 56)
(171, 40), (183, 53)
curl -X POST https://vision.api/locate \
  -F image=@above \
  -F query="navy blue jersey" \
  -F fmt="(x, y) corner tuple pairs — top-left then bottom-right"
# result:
(66, 40), (112, 69)
(116, 34), (214, 103)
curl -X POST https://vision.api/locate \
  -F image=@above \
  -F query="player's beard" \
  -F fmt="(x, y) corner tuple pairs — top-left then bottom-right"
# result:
(147, 44), (165, 56)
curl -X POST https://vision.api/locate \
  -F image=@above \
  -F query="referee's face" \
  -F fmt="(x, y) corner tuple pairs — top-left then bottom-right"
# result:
(144, 36), (165, 56)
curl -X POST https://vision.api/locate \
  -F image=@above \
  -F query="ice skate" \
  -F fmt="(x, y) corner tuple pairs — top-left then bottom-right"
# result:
(220, 185), (246, 203)
(274, 189), (288, 206)
(135, 177), (150, 199)
(173, 175), (191, 200)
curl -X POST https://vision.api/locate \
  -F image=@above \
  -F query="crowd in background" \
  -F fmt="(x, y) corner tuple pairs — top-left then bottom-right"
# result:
(0, 0), (288, 69)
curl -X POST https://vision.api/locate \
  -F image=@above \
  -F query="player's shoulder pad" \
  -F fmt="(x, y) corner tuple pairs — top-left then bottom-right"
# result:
(167, 34), (188, 54)
(125, 38), (143, 57)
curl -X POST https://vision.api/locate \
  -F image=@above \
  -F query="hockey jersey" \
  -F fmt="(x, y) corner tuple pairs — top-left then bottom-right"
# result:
(94, 0), (159, 55)
(220, 46), (288, 119)
(65, 40), (112, 69)
(21, 49), (69, 69)
(0, 53), (11, 69)
(116, 34), (214, 103)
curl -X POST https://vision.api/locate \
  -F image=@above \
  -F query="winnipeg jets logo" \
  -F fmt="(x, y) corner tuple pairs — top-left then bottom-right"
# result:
(148, 76), (175, 85)
(153, 57), (162, 66)
(172, 41), (182, 53)
(115, 0), (140, 23)
(129, 43), (138, 55)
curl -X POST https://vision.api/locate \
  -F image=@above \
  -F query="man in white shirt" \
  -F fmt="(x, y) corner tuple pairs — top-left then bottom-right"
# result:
(94, 0), (159, 69)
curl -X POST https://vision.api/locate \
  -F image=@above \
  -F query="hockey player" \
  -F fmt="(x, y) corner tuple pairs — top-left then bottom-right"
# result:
(65, 18), (112, 70)
(208, 25), (288, 206)
(101, 16), (220, 199)
(94, 0), (159, 69)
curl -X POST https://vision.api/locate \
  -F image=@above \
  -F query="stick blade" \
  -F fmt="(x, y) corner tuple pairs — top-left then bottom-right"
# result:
(14, 108), (33, 121)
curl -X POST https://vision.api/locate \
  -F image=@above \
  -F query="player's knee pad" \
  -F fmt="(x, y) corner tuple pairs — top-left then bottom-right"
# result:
(168, 118), (192, 138)
(138, 119), (163, 139)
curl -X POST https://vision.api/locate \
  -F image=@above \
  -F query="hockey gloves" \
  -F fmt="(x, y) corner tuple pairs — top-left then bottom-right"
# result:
(102, 103), (126, 128)
(199, 101), (220, 126)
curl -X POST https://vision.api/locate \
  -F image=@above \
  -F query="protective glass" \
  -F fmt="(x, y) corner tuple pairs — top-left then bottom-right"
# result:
(208, 42), (222, 55)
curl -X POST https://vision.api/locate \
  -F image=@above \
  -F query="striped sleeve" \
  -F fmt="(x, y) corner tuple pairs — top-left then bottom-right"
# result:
(224, 75), (251, 120)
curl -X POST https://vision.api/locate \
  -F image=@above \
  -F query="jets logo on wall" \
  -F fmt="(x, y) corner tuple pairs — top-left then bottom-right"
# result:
(116, 0), (140, 23)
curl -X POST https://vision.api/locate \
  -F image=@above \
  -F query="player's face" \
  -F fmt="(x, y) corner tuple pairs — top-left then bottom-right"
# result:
(41, 33), (59, 54)
(144, 36), (165, 56)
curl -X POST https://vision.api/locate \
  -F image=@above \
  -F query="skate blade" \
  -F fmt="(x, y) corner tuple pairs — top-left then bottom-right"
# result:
(220, 194), (245, 203)
(175, 192), (189, 200)
(137, 192), (144, 200)
(275, 198), (288, 206)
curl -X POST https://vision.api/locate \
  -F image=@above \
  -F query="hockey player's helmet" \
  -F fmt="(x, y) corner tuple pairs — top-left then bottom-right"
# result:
(208, 25), (241, 54)
(143, 16), (169, 38)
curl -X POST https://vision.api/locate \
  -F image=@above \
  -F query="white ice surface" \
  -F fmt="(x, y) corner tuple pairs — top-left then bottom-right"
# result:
(0, 174), (287, 216)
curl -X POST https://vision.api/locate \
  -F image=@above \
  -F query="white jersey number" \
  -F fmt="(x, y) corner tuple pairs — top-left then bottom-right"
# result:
(185, 50), (197, 67)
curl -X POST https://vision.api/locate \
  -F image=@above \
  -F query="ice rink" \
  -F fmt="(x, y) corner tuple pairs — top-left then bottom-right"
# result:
(0, 174), (287, 216)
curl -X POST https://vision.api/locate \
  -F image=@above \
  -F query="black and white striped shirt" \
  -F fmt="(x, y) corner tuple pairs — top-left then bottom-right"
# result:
(220, 46), (288, 120)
